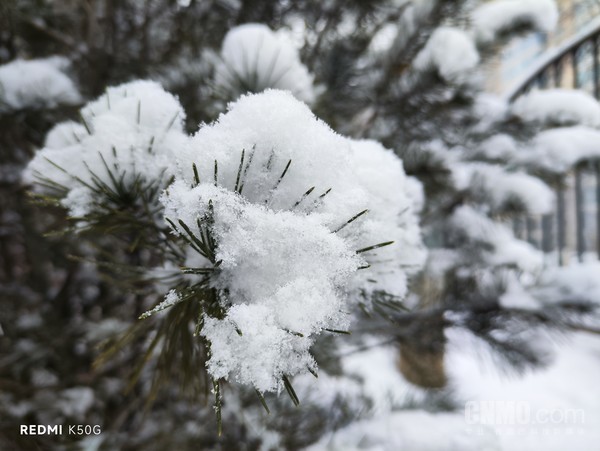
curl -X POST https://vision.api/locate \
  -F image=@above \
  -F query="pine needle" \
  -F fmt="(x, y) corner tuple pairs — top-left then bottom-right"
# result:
(255, 389), (271, 414)
(282, 375), (300, 406)
(323, 328), (351, 335)
(192, 163), (200, 187)
(334, 209), (369, 233)
(292, 186), (315, 209)
(234, 149), (245, 193)
(356, 241), (395, 254)
(79, 112), (92, 135)
(213, 379), (223, 436)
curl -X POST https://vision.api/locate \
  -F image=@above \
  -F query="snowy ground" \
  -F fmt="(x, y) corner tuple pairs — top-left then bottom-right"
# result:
(307, 329), (600, 451)
(308, 262), (600, 451)
(448, 330), (600, 451)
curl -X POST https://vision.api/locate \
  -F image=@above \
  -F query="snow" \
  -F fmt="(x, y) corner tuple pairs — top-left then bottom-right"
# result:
(388, 0), (438, 56)
(474, 134), (519, 162)
(405, 176), (425, 213)
(173, 91), (424, 293)
(57, 387), (94, 420)
(472, 94), (509, 133)
(0, 57), (81, 111)
(215, 24), (315, 103)
(511, 89), (600, 128)
(163, 90), (424, 392)
(346, 139), (426, 297)
(23, 80), (188, 219)
(306, 329), (600, 451)
(522, 126), (600, 173)
(414, 27), (480, 82)
(472, 0), (558, 45)
(204, 191), (359, 318)
(202, 304), (317, 392)
(44, 121), (88, 149)
(448, 205), (544, 274)
(498, 272), (540, 309)
(140, 290), (182, 319)
(339, 343), (421, 413)
(368, 23), (399, 54)
(533, 261), (600, 304)
(453, 163), (555, 215)
(447, 329), (600, 451)
(310, 410), (500, 451)
(174, 90), (365, 225)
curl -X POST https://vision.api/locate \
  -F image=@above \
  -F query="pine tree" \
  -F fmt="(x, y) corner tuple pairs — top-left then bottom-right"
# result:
(1, 1), (599, 450)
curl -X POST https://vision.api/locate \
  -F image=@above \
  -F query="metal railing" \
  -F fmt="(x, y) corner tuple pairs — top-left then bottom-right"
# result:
(507, 20), (600, 264)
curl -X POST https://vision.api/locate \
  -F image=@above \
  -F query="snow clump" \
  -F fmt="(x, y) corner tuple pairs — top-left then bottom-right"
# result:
(0, 57), (81, 112)
(414, 27), (480, 82)
(511, 89), (600, 128)
(472, 0), (558, 44)
(23, 80), (188, 220)
(162, 89), (424, 392)
(215, 24), (315, 104)
(521, 126), (600, 173)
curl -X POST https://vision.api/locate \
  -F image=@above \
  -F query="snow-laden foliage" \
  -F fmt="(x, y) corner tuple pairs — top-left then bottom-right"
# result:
(454, 163), (554, 215)
(414, 27), (480, 82)
(448, 205), (543, 274)
(0, 57), (81, 112)
(472, 134), (518, 162)
(511, 89), (600, 128)
(472, 94), (510, 133)
(9, 1), (600, 449)
(161, 90), (424, 392)
(347, 139), (426, 297)
(522, 126), (600, 173)
(472, 0), (559, 44)
(23, 80), (187, 220)
(214, 24), (315, 104)
(534, 261), (600, 305)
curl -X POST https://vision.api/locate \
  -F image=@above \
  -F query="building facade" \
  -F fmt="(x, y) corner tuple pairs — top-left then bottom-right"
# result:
(487, 0), (600, 95)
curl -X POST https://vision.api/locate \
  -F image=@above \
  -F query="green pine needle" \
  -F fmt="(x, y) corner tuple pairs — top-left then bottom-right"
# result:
(255, 389), (271, 414)
(323, 328), (351, 335)
(282, 375), (300, 407)
(235, 149), (245, 193)
(213, 379), (223, 436)
(192, 163), (200, 186)
(164, 111), (179, 132)
(334, 209), (369, 233)
(292, 186), (315, 209)
(356, 241), (395, 254)
(79, 112), (92, 135)
(147, 136), (155, 154)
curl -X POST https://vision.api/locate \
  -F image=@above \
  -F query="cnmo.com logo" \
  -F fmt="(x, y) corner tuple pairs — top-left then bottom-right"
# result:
(465, 401), (584, 425)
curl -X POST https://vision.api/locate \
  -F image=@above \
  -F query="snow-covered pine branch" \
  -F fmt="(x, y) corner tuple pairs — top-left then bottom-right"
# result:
(23, 80), (188, 223)
(414, 27), (480, 83)
(472, 0), (559, 45)
(453, 163), (555, 216)
(214, 24), (315, 104)
(159, 89), (425, 393)
(0, 57), (81, 112)
(511, 88), (600, 128)
(521, 126), (600, 174)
